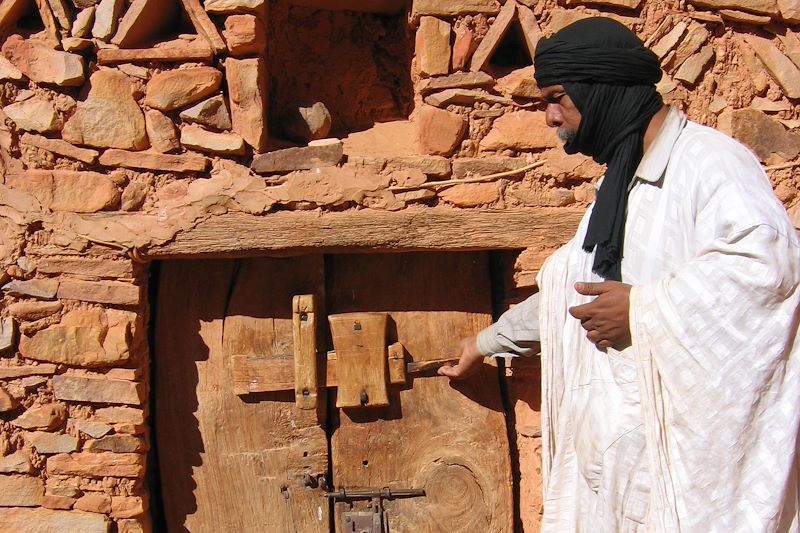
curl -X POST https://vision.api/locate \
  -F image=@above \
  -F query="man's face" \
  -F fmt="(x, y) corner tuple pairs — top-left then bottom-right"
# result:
(541, 84), (581, 144)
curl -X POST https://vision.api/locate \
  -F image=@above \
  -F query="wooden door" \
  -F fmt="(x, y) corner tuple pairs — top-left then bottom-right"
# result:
(154, 257), (329, 533)
(327, 252), (514, 532)
(154, 252), (514, 532)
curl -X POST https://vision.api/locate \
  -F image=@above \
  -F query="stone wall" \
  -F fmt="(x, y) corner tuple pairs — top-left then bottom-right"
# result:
(0, 0), (798, 531)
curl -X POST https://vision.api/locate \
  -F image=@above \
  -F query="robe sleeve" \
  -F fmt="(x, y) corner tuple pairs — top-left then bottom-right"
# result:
(476, 292), (541, 358)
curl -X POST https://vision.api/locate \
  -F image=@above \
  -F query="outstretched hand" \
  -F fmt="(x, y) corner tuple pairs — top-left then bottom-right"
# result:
(568, 281), (632, 350)
(437, 336), (484, 380)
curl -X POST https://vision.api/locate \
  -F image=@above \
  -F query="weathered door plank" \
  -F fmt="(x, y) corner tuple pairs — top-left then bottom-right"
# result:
(326, 252), (514, 533)
(155, 257), (329, 532)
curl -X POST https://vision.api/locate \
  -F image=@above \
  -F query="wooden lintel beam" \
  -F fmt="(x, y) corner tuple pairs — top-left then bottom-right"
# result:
(148, 208), (584, 259)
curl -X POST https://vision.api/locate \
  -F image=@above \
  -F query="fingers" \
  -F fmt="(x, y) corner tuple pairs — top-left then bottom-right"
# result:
(585, 330), (612, 350)
(574, 280), (617, 295)
(586, 329), (603, 344)
(438, 363), (462, 379)
(568, 302), (590, 320)
(580, 318), (605, 332)
(438, 337), (483, 381)
(571, 281), (632, 350)
(569, 282), (612, 319)
(437, 361), (477, 380)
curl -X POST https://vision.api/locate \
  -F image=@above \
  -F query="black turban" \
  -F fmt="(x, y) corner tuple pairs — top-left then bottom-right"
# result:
(534, 17), (664, 281)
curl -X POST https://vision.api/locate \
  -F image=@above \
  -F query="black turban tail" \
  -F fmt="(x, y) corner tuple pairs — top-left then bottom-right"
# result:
(534, 18), (664, 281)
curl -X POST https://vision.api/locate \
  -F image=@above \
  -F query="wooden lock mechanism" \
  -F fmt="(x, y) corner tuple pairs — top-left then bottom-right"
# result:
(328, 313), (389, 408)
(231, 295), (458, 409)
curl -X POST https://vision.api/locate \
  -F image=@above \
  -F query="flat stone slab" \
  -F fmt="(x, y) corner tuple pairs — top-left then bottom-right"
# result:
(423, 88), (519, 108)
(144, 109), (180, 153)
(71, 419), (113, 438)
(6, 170), (119, 213)
(0, 364), (58, 379)
(99, 149), (209, 172)
(2, 279), (60, 300)
(479, 110), (559, 151)
(19, 322), (130, 367)
(20, 133), (99, 164)
(411, 0), (500, 20)
(7, 301), (63, 322)
(62, 69), (147, 150)
(744, 34), (800, 99)
(92, 0), (125, 40)
(11, 403), (66, 430)
(56, 279), (140, 306)
(251, 139), (344, 174)
(1, 35), (85, 86)
(53, 374), (145, 405)
(453, 157), (537, 179)
(97, 41), (214, 64)
(384, 155), (451, 177)
(36, 257), (134, 278)
(416, 105), (467, 156)
(94, 406), (145, 425)
(72, 6), (96, 38)
(226, 57), (267, 151)
(27, 431), (80, 454)
(85, 434), (146, 453)
(417, 16), (451, 76)
(0, 451), (34, 474)
(0, 316), (15, 353)
(144, 66), (222, 112)
(4, 97), (62, 133)
(223, 14), (266, 56)
(180, 124), (245, 156)
(205, 0), (266, 13)
(47, 452), (145, 478)
(689, 0), (778, 16)
(418, 71), (494, 94)
(718, 107), (800, 163)
(180, 94), (232, 130)
(0, 475), (44, 506)
(3, 508), (110, 533)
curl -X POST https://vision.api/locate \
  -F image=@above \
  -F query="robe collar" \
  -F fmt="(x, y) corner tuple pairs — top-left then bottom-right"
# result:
(633, 106), (688, 185)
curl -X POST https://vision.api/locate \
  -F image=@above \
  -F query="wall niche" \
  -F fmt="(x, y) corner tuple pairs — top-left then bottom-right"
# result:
(267, 1), (413, 143)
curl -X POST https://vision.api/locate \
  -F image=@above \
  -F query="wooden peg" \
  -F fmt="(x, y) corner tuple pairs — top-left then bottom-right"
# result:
(292, 294), (317, 410)
(387, 341), (407, 385)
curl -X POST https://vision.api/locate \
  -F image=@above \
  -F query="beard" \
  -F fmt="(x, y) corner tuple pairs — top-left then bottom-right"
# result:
(557, 127), (577, 143)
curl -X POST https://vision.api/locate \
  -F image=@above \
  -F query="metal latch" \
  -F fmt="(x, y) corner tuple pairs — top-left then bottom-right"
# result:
(326, 487), (426, 533)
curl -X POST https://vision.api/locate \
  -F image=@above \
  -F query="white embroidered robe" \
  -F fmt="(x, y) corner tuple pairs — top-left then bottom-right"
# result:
(483, 108), (800, 532)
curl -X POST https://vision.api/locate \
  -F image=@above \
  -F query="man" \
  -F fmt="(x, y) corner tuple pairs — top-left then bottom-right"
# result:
(439, 17), (800, 532)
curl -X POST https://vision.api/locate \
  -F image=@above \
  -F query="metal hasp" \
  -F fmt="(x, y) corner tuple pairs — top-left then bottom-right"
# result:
(326, 488), (426, 533)
(342, 508), (384, 533)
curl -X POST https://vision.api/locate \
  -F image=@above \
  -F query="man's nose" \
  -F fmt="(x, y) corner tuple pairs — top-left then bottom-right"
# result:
(545, 104), (562, 128)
